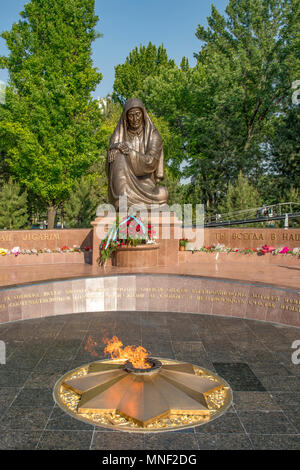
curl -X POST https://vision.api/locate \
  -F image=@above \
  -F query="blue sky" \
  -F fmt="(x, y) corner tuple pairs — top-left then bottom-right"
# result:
(0, 0), (228, 98)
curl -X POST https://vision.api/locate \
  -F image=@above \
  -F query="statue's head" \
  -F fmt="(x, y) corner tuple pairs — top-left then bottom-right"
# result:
(126, 106), (143, 131)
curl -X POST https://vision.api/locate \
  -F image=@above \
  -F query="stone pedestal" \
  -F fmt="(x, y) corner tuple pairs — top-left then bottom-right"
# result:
(91, 212), (182, 267)
(112, 244), (159, 268)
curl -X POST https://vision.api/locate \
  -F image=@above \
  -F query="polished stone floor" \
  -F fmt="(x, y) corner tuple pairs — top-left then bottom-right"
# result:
(0, 311), (299, 450)
(1, 257), (299, 289)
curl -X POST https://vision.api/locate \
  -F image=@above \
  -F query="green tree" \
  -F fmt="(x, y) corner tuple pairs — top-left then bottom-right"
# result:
(113, 43), (175, 104)
(195, 0), (299, 152)
(0, 177), (28, 229)
(0, 0), (102, 228)
(217, 172), (262, 218)
(64, 176), (103, 228)
(269, 105), (300, 193)
(140, 1), (300, 212)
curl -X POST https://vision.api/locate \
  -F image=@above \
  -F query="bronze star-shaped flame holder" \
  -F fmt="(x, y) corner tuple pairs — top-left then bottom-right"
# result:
(54, 358), (233, 432)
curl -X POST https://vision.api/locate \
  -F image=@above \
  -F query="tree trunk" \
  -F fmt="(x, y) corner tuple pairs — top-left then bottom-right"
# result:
(47, 206), (57, 229)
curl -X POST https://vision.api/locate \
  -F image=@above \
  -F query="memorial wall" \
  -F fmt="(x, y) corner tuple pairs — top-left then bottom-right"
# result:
(0, 227), (299, 252)
(0, 274), (299, 327)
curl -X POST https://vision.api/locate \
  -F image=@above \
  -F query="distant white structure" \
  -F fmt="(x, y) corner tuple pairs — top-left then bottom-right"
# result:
(292, 80), (300, 105)
(0, 80), (6, 105)
(97, 96), (112, 113)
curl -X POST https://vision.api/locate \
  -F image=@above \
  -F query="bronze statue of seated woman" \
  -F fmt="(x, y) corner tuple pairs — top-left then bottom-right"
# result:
(107, 98), (169, 210)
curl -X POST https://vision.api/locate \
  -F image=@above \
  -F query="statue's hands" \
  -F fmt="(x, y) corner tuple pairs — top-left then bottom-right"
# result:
(118, 143), (130, 155)
(108, 143), (130, 162)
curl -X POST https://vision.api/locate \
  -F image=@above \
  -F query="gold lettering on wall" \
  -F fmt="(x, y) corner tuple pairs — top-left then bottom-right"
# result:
(22, 233), (60, 241)
(1, 284), (299, 321)
(0, 234), (12, 242)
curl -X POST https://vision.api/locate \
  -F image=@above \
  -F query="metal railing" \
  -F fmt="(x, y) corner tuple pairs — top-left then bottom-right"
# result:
(204, 203), (300, 228)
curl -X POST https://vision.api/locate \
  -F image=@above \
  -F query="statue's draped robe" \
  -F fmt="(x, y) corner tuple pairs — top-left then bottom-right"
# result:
(107, 98), (168, 208)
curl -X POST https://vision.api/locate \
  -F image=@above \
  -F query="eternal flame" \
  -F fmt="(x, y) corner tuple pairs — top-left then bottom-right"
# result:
(107, 98), (169, 209)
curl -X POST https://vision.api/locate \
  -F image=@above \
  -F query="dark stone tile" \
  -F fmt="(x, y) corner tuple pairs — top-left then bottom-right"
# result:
(4, 354), (43, 370)
(238, 411), (298, 434)
(270, 392), (300, 409)
(142, 343), (174, 359)
(285, 364), (300, 376)
(172, 341), (206, 354)
(37, 430), (93, 449)
(233, 392), (281, 411)
(13, 388), (54, 407)
(91, 431), (144, 450)
(202, 339), (235, 353)
(213, 363), (266, 391)
(208, 351), (243, 363)
(43, 345), (80, 361)
(0, 387), (20, 410)
(33, 358), (73, 374)
(195, 411), (244, 434)
(238, 350), (279, 363)
(46, 406), (94, 430)
(173, 349), (208, 362)
(282, 408), (300, 432)
(23, 371), (63, 389)
(0, 368), (31, 387)
(248, 363), (293, 377)
(196, 433), (253, 450)
(0, 430), (41, 450)
(259, 376), (300, 392)
(144, 431), (198, 450)
(0, 406), (53, 430)
(250, 434), (300, 450)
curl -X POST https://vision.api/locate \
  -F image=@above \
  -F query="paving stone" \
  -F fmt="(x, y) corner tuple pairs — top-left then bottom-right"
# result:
(195, 411), (244, 434)
(270, 392), (300, 409)
(91, 431), (144, 450)
(249, 434), (300, 450)
(213, 363), (266, 391)
(0, 312), (299, 450)
(233, 391), (281, 411)
(196, 433), (253, 450)
(37, 430), (93, 450)
(0, 430), (41, 450)
(46, 406), (94, 431)
(237, 411), (298, 434)
(144, 431), (198, 450)
(0, 368), (31, 387)
(13, 388), (54, 407)
(0, 406), (53, 430)
(259, 376), (300, 392)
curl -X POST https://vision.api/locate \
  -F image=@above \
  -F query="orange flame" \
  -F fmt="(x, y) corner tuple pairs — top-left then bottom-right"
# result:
(84, 336), (99, 357)
(103, 336), (151, 369)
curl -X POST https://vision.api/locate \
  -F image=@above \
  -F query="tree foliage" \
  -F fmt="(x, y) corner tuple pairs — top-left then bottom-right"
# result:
(64, 176), (103, 228)
(0, 177), (28, 229)
(217, 171), (262, 215)
(113, 43), (175, 104)
(0, 0), (103, 228)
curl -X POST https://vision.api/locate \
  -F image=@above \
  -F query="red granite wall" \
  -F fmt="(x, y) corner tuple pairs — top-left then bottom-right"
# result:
(187, 228), (300, 250)
(0, 227), (299, 253)
(0, 274), (299, 327)
(0, 229), (93, 250)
